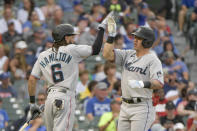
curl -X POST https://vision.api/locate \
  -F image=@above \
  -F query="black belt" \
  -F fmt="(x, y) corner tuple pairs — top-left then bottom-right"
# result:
(122, 97), (142, 104)
(47, 88), (67, 94)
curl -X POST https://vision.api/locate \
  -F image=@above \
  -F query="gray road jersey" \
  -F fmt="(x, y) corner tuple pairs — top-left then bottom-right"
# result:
(31, 44), (92, 92)
(114, 49), (164, 98)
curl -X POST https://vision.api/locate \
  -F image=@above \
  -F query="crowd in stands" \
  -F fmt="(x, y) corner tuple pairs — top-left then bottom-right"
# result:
(0, 0), (196, 131)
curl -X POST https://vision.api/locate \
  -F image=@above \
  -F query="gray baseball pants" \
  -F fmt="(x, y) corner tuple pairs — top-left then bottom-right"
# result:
(44, 89), (76, 131)
(118, 99), (155, 131)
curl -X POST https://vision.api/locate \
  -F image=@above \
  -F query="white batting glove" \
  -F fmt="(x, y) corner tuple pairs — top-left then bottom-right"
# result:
(128, 80), (144, 88)
(107, 16), (116, 37)
(98, 11), (114, 30)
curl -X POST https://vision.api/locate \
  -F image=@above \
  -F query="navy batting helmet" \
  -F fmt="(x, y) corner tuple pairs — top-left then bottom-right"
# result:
(132, 26), (155, 48)
(52, 24), (79, 43)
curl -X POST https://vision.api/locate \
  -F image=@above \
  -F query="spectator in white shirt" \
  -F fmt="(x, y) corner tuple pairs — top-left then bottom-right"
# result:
(0, 7), (22, 34)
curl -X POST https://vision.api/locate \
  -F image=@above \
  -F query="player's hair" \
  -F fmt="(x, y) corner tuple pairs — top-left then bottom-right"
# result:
(104, 61), (116, 75)
(52, 39), (68, 52)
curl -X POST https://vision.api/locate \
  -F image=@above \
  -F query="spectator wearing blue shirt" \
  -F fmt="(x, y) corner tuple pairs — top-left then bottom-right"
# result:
(86, 82), (111, 121)
(123, 22), (136, 49)
(162, 51), (189, 81)
(0, 97), (9, 129)
(0, 72), (17, 98)
(177, 0), (195, 36)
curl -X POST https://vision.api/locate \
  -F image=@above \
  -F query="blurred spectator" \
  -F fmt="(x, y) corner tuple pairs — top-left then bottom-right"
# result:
(88, 3), (105, 23)
(160, 101), (184, 130)
(98, 99), (121, 131)
(92, 63), (105, 81)
(103, 0), (126, 13)
(41, 0), (61, 21)
(0, 97), (9, 129)
(17, 0), (45, 24)
(0, 0), (17, 18)
(58, 0), (74, 12)
(10, 41), (31, 80)
(0, 45), (9, 73)
(76, 70), (90, 94)
(177, 88), (197, 118)
(80, 80), (97, 101)
(2, 20), (22, 48)
(76, 17), (89, 35)
(114, 34), (125, 49)
(86, 82), (111, 121)
(47, 8), (65, 31)
(23, 10), (47, 33)
(24, 92), (46, 131)
(162, 51), (189, 81)
(101, 62), (120, 92)
(77, 22), (99, 46)
(177, 0), (195, 36)
(40, 37), (53, 52)
(0, 7), (22, 34)
(160, 40), (179, 60)
(0, 72), (17, 98)
(122, 22), (136, 49)
(138, 2), (154, 26)
(154, 89), (168, 117)
(111, 80), (121, 100)
(27, 26), (46, 57)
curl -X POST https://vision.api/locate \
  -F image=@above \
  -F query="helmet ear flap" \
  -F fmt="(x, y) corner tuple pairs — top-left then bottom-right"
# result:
(142, 39), (152, 48)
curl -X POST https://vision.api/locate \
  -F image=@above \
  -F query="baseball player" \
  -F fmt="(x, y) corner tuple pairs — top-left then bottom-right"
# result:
(103, 16), (164, 131)
(28, 12), (113, 131)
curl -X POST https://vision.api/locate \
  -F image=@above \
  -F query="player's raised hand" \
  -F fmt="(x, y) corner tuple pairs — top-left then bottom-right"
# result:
(29, 103), (41, 116)
(128, 80), (144, 88)
(107, 15), (116, 37)
(98, 11), (114, 30)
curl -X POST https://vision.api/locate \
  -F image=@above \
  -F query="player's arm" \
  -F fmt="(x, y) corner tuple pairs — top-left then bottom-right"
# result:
(103, 16), (116, 62)
(92, 12), (115, 56)
(28, 60), (42, 104)
(28, 75), (37, 103)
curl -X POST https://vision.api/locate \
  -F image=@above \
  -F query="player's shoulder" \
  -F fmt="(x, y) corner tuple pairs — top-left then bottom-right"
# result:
(148, 51), (162, 63)
(115, 49), (136, 54)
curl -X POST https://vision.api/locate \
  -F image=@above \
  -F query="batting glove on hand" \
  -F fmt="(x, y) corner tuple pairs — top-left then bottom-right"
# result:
(98, 11), (114, 30)
(30, 103), (41, 116)
(128, 80), (144, 88)
(107, 16), (116, 37)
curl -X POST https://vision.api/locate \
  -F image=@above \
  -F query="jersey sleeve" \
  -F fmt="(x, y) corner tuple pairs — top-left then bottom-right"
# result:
(70, 45), (92, 62)
(149, 59), (164, 84)
(114, 49), (127, 66)
(31, 59), (42, 79)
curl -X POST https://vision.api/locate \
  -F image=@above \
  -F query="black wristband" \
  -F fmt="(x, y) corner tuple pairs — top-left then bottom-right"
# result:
(143, 81), (151, 89)
(106, 36), (114, 44)
(30, 96), (35, 103)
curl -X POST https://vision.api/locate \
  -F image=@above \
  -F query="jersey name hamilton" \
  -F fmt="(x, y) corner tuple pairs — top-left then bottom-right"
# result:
(125, 61), (148, 75)
(40, 52), (72, 68)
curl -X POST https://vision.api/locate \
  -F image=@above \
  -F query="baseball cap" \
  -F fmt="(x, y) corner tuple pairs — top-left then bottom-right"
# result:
(173, 123), (184, 130)
(96, 82), (108, 90)
(16, 41), (27, 49)
(46, 37), (54, 43)
(0, 72), (10, 80)
(165, 101), (175, 110)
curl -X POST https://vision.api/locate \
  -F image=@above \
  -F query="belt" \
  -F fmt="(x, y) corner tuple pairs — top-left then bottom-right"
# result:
(47, 88), (67, 94)
(122, 97), (142, 104)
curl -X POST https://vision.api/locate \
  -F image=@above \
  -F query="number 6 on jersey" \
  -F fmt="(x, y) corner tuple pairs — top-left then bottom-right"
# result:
(51, 63), (64, 83)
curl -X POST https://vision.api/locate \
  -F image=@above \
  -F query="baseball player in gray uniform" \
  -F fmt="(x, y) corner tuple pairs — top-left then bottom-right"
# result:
(28, 12), (113, 131)
(103, 16), (164, 131)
